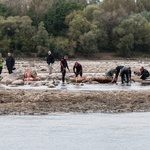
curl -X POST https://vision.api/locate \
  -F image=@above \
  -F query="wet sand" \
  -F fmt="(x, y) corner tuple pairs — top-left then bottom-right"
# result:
(0, 89), (150, 115)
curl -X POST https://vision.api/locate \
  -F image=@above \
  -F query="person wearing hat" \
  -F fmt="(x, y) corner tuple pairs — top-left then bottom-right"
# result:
(140, 67), (149, 80)
(73, 62), (83, 84)
(46, 51), (54, 74)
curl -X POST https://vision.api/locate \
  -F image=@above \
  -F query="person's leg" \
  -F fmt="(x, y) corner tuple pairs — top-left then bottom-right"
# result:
(115, 70), (119, 82)
(62, 70), (66, 83)
(0, 67), (2, 75)
(80, 72), (82, 78)
(75, 72), (78, 84)
(8, 67), (13, 74)
(126, 72), (129, 83)
(141, 74), (146, 80)
(146, 73), (149, 78)
(121, 72), (124, 84)
(49, 63), (53, 74)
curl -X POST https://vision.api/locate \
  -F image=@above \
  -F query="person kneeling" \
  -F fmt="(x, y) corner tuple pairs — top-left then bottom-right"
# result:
(140, 67), (149, 80)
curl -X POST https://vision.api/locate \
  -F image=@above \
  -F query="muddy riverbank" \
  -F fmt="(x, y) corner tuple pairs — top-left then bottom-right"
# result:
(0, 89), (150, 115)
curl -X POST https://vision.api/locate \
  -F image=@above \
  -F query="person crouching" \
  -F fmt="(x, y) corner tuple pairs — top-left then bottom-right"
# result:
(140, 67), (149, 80)
(73, 62), (83, 84)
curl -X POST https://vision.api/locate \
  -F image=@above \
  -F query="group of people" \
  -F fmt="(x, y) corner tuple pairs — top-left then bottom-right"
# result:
(0, 52), (15, 78)
(105, 66), (132, 84)
(0, 51), (149, 84)
(105, 65), (150, 84)
(47, 51), (150, 85)
(47, 51), (83, 84)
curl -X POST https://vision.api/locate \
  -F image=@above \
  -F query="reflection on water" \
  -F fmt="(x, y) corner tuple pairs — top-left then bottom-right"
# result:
(0, 112), (150, 150)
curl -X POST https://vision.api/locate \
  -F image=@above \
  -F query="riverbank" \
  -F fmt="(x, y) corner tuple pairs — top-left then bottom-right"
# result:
(0, 57), (150, 115)
(0, 89), (150, 115)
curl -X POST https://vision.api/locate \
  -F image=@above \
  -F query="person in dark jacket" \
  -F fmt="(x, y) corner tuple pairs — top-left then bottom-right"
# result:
(113, 66), (124, 83)
(0, 53), (4, 77)
(47, 51), (54, 74)
(140, 67), (149, 80)
(60, 55), (70, 84)
(73, 62), (83, 83)
(6, 52), (15, 74)
(120, 66), (131, 84)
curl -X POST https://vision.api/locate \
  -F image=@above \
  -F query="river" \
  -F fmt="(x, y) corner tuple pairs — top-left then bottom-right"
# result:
(0, 112), (150, 150)
(1, 81), (150, 91)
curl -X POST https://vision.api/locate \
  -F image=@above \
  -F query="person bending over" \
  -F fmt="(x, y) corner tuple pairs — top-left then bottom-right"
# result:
(113, 66), (124, 83)
(105, 68), (116, 83)
(120, 66), (131, 84)
(73, 62), (83, 83)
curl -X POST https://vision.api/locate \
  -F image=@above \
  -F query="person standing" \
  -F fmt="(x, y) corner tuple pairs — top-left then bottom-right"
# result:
(6, 52), (15, 74)
(73, 62), (83, 84)
(60, 55), (70, 84)
(0, 53), (4, 77)
(140, 67), (149, 80)
(47, 51), (54, 74)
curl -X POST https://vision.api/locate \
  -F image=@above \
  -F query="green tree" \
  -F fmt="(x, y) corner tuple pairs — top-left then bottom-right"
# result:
(136, 0), (150, 12)
(0, 3), (14, 17)
(97, 0), (135, 51)
(83, 4), (99, 21)
(27, 0), (53, 26)
(0, 16), (36, 54)
(113, 14), (150, 56)
(36, 22), (49, 46)
(48, 36), (76, 58)
(35, 21), (49, 57)
(66, 4), (108, 55)
(43, 1), (84, 36)
(117, 33), (134, 57)
(141, 11), (150, 22)
(79, 31), (98, 56)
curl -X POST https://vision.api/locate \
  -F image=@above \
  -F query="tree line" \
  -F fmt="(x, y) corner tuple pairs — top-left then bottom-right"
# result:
(0, 0), (150, 58)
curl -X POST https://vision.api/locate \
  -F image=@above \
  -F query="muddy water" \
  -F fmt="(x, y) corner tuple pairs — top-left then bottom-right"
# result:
(0, 112), (150, 150)
(1, 82), (150, 91)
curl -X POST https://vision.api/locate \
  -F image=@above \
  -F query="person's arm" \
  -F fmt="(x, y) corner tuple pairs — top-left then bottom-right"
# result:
(66, 61), (70, 72)
(52, 55), (55, 63)
(60, 59), (64, 68)
(47, 56), (49, 64)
